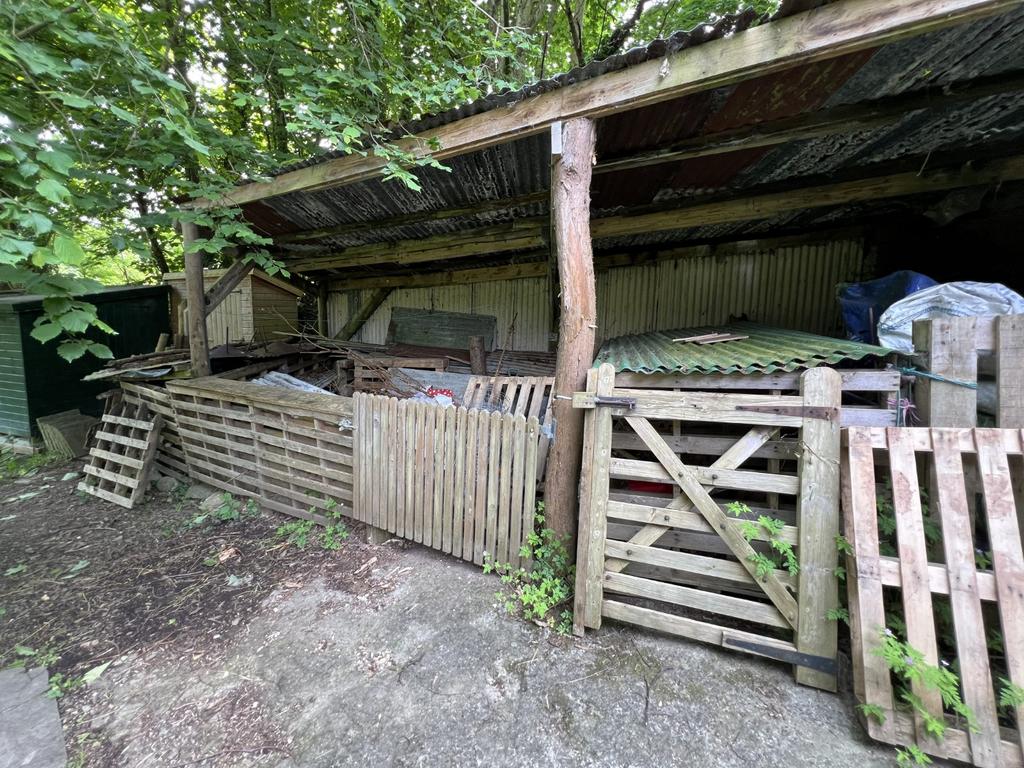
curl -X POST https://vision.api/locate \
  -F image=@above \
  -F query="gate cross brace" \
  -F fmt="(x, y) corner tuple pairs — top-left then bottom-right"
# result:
(624, 416), (800, 630)
(605, 424), (778, 572)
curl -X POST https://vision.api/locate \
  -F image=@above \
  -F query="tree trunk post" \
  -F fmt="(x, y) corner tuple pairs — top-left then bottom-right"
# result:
(183, 221), (211, 377)
(469, 335), (488, 375)
(543, 117), (597, 543)
(317, 281), (329, 336)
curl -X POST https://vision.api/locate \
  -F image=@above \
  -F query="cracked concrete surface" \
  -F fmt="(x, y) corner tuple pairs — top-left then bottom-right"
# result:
(80, 546), (896, 767)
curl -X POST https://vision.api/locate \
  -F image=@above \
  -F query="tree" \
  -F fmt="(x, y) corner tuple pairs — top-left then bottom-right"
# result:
(1, 0), (774, 362)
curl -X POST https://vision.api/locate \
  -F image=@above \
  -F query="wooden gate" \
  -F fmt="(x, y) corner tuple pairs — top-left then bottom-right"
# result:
(573, 363), (843, 690)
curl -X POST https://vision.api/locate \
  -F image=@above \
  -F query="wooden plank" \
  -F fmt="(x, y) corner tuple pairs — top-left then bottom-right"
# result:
(997, 315), (1024, 428)
(452, 407), (468, 558)
(463, 408), (479, 561)
(604, 571), (788, 629)
(845, 427), (897, 741)
(92, 431), (150, 451)
(794, 367), (841, 690)
(508, 414), (527, 569)
(484, 410), (502, 561)
(413, 402), (426, 543)
(573, 389), (806, 426)
(521, 416), (540, 570)
(611, 431), (800, 460)
(602, 600), (800, 660)
(204, 258), (254, 314)
(931, 428), (1001, 767)
(853, 426), (1024, 455)
(607, 499), (798, 545)
(387, 396), (399, 534)
(431, 407), (446, 550)
(202, 0), (1016, 207)
(579, 365), (615, 630)
(87, 448), (144, 471)
(495, 413), (514, 563)
(442, 406), (458, 554)
(887, 427), (944, 749)
(101, 415), (155, 431)
(473, 409), (490, 564)
(395, 399), (407, 538)
(608, 457), (799, 495)
(83, 464), (139, 489)
(974, 428), (1024, 755)
(603, 539), (795, 590)
(612, 370), (902, 392)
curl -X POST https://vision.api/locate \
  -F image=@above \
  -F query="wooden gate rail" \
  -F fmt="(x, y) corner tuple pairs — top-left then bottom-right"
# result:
(573, 363), (842, 691)
(166, 378), (354, 522)
(353, 393), (542, 568)
(844, 426), (1024, 768)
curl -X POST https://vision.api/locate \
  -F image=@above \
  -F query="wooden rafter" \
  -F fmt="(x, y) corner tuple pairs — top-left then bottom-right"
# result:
(273, 191), (548, 244)
(193, 0), (1017, 209)
(203, 257), (254, 314)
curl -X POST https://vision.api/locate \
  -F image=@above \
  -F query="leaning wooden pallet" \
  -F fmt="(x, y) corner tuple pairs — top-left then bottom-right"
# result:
(844, 427), (1024, 768)
(78, 401), (163, 509)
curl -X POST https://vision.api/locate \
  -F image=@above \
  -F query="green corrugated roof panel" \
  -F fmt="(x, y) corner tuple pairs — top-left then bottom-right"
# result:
(595, 322), (892, 375)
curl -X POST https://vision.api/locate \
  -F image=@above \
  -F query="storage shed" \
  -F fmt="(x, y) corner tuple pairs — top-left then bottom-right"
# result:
(164, 268), (304, 346)
(0, 285), (170, 438)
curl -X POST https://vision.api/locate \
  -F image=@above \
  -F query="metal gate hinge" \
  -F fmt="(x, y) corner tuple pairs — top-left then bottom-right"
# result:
(736, 404), (839, 422)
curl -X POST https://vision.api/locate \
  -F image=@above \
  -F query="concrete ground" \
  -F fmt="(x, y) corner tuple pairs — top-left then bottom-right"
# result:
(76, 546), (896, 767)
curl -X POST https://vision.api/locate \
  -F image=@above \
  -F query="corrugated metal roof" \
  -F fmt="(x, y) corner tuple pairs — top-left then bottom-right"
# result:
(594, 322), (890, 374)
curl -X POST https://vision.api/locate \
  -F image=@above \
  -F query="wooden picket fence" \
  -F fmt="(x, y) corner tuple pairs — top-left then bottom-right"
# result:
(353, 392), (542, 568)
(844, 426), (1024, 768)
(165, 378), (355, 521)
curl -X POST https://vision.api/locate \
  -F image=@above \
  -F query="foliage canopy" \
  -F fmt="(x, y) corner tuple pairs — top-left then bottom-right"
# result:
(2, 0), (774, 360)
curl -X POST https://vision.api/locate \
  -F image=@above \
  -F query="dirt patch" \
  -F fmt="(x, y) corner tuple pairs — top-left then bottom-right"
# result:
(0, 457), (399, 766)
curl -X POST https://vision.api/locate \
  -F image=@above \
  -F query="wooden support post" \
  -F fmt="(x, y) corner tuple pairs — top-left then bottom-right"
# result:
(334, 287), (392, 340)
(317, 281), (329, 337)
(795, 367), (842, 691)
(548, 121), (563, 354)
(543, 117), (597, 542)
(469, 335), (488, 375)
(912, 316), (978, 428)
(913, 316), (978, 539)
(182, 221), (211, 378)
(996, 315), (1024, 428)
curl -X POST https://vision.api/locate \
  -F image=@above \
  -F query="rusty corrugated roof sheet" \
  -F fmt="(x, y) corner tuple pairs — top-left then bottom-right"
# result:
(595, 322), (890, 374)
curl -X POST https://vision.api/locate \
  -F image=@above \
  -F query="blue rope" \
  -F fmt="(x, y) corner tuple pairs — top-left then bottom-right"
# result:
(899, 366), (978, 390)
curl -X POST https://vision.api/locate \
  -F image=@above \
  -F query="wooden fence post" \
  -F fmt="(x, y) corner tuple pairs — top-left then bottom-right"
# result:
(182, 221), (211, 377)
(912, 316), (978, 427)
(795, 367), (842, 691)
(572, 363), (614, 634)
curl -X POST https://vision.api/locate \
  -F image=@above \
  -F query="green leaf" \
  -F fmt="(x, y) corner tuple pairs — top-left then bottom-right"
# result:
(183, 135), (210, 155)
(14, 644), (36, 656)
(89, 343), (114, 359)
(109, 104), (139, 125)
(57, 309), (94, 333)
(53, 92), (94, 109)
(4, 564), (27, 577)
(38, 150), (75, 176)
(35, 178), (70, 203)
(52, 234), (86, 266)
(82, 661), (111, 685)
(30, 322), (63, 343)
(57, 340), (88, 362)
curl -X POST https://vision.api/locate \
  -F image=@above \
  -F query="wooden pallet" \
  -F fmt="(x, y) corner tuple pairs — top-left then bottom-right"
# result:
(78, 401), (163, 509)
(844, 427), (1024, 768)
(353, 356), (447, 394)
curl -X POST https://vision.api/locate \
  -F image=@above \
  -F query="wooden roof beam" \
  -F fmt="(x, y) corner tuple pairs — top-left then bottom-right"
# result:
(595, 69), (1024, 175)
(196, 0), (1017, 209)
(590, 154), (1024, 239)
(284, 220), (547, 272)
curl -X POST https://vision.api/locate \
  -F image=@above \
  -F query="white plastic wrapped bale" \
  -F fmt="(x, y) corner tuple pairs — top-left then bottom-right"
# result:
(877, 281), (1024, 353)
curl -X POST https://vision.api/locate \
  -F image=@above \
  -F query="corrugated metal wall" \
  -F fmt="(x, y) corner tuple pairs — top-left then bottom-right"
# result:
(329, 277), (552, 351)
(328, 239), (866, 350)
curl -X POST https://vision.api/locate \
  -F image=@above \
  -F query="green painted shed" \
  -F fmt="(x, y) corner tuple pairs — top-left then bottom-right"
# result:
(0, 285), (170, 438)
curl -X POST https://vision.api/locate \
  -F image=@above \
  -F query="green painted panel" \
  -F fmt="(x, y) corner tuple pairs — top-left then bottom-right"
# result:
(0, 310), (29, 436)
